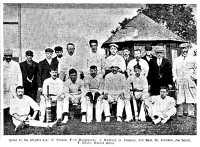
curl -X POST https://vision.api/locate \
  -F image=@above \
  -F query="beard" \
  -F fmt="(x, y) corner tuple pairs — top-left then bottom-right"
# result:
(5, 58), (11, 62)
(57, 54), (63, 58)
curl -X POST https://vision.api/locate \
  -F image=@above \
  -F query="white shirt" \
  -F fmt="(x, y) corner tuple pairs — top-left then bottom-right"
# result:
(85, 50), (106, 75)
(42, 77), (64, 96)
(104, 72), (127, 95)
(105, 54), (126, 72)
(46, 58), (52, 65)
(147, 95), (176, 113)
(84, 74), (104, 93)
(3, 60), (23, 108)
(64, 79), (85, 95)
(157, 58), (163, 66)
(127, 58), (149, 77)
(58, 53), (79, 74)
(10, 95), (40, 116)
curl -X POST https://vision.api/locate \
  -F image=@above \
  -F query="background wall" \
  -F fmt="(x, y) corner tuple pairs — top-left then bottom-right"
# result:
(3, 3), (140, 70)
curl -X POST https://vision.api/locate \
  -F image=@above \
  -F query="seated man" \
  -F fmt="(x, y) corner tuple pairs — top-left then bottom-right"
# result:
(145, 86), (176, 124)
(40, 67), (66, 123)
(104, 65), (132, 122)
(64, 68), (88, 122)
(84, 65), (106, 122)
(127, 64), (149, 121)
(10, 86), (55, 132)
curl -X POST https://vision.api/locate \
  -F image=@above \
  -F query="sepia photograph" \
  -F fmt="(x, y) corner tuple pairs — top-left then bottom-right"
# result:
(1, 1), (197, 143)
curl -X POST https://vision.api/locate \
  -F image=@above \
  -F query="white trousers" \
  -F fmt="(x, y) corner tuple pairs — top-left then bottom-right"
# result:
(117, 98), (133, 120)
(12, 116), (54, 129)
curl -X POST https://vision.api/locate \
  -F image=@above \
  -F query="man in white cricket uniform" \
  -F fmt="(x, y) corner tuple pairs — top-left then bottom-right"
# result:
(104, 66), (132, 122)
(127, 49), (149, 77)
(127, 64), (149, 121)
(84, 39), (106, 77)
(145, 86), (176, 124)
(84, 65), (105, 122)
(173, 43), (197, 117)
(3, 49), (22, 109)
(41, 67), (65, 123)
(64, 69), (88, 122)
(10, 86), (55, 132)
(58, 43), (81, 81)
(105, 43), (126, 76)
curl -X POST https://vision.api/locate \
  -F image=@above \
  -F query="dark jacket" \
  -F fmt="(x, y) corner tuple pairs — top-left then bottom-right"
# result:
(20, 60), (38, 100)
(150, 57), (173, 95)
(124, 55), (134, 68)
(37, 58), (58, 88)
(52, 56), (59, 69)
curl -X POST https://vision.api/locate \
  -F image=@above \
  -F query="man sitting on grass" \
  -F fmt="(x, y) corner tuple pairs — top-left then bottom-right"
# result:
(10, 86), (56, 132)
(145, 86), (176, 124)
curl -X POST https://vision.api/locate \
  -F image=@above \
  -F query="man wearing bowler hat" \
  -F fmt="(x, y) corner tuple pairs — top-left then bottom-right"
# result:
(20, 50), (38, 101)
(37, 48), (58, 93)
(3, 49), (22, 109)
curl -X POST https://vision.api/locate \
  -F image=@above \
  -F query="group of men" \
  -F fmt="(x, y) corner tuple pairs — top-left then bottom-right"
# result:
(3, 39), (197, 131)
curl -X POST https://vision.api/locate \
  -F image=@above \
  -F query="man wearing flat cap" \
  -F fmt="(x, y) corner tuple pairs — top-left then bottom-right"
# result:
(37, 48), (58, 93)
(3, 49), (22, 109)
(20, 50), (38, 101)
(173, 43), (196, 117)
(52, 46), (63, 69)
(150, 46), (173, 95)
(104, 43), (126, 76)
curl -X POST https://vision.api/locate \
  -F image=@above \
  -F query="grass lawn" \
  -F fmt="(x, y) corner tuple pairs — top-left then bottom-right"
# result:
(4, 114), (196, 135)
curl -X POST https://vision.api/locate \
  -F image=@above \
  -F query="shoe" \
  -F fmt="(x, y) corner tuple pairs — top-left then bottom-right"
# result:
(81, 115), (87, 123)
(153, 117), (161, 125)
(15, 121), (26, 132)
(117, 117), (122, 122)
(135, 116), (139, 121)
(96, 120), (101, 123)
(177, 113), (183, 117)
(105, 117), (110, 122)
(124, 118), (131, 122)
(188, 114), (195, 118)
(62, 116), (69, 123)
(161, 116), (170, 124)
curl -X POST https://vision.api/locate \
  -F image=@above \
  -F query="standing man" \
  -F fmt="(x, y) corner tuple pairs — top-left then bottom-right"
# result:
(58, 43), (80, 81)
(20, 50), (38, 101)
(52, 46), (63, 69)
(105, 43), (126, 76)
(85, 39), (105, 77)
(127, 64), (149, 121)
(142, 45), (157, 94)
(123, 47), (134, 78)
(3, 49), (22, 109)
(127, 49), (149, 77)
(37, 48), (57, 93)
(150, 46), (173, 95)
(173, 43), (197, 117)
(145, 86), (176, 124)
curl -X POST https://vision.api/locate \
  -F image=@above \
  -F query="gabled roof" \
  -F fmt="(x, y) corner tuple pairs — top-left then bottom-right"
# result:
(102, 13), (185, 48)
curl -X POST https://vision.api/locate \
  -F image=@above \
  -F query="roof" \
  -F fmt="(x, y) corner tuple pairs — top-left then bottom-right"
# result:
(102, 13), (186, 48)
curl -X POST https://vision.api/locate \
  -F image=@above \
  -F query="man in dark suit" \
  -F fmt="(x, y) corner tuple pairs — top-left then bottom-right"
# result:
(123, 47), (134, 78)
(52, 46), (63, 69)
(20, 50), (38, 101)
(142, 45), (157, 94)
(150, 46), (173, 95)
(37, 48), (57, 93)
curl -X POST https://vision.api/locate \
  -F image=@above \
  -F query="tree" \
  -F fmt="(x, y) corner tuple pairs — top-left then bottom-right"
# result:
(111, 18), (131, 35)
(137, 4), (197, 43)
